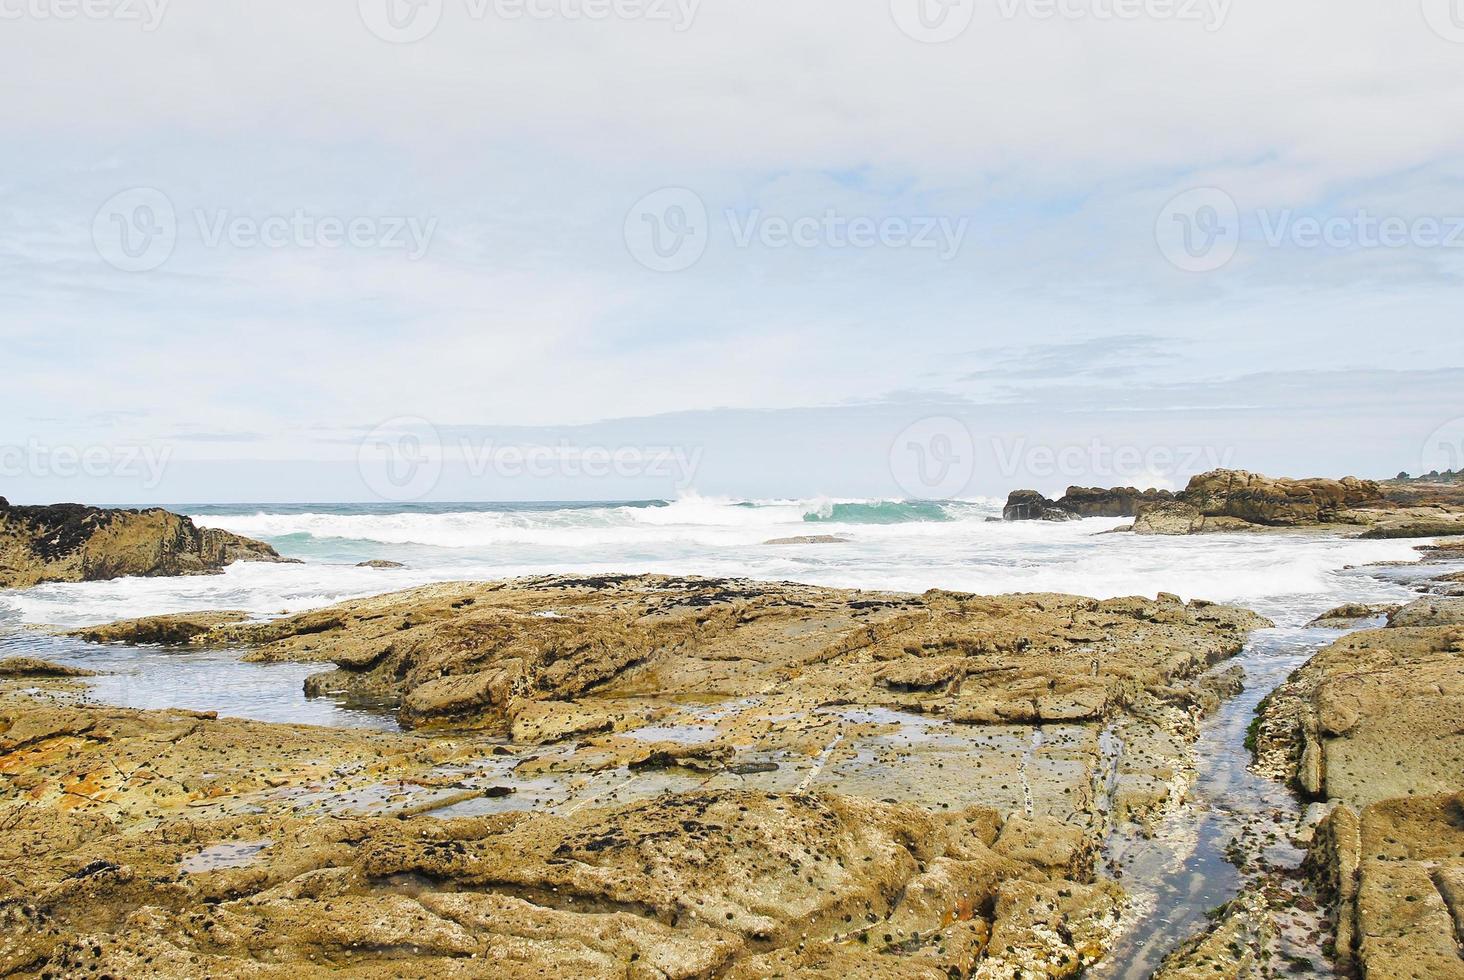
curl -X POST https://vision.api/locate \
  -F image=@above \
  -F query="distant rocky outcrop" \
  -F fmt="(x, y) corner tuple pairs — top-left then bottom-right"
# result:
(1177, 470), (1384, 526)
(0, 497), (289, 588)
(1001, 490), (1077, 522)
(1054, 485), (1175, 518)
(1003, 486), (1178, 522)
(1126, 469), (1464, 537)
(1002, 469), (1464, 537)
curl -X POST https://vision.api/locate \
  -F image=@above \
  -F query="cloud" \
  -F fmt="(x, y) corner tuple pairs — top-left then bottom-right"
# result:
(959, 334), (1181, 382)
(2, 4), (1462, 502)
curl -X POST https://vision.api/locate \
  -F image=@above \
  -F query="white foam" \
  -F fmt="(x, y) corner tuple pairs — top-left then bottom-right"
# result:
(0, 501), (1430, 629)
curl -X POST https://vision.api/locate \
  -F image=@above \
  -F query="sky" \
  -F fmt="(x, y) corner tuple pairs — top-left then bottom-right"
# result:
(2, 0), (1463, 504)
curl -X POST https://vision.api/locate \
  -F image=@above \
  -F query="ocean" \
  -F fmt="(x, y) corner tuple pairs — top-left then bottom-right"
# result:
(0, 495), (1428, 727)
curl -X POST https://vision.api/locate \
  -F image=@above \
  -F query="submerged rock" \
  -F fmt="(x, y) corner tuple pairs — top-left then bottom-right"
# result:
(0, 499), (289, 588)
(356, 559), (406, 568)
(69, 611), (252, 646)
(0, 657), (96, 677)
(1304, 602), (1400, 629)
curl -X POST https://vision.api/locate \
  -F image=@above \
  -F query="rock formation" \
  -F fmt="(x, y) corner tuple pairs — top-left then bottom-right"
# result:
(5, 574), (1275, 978)
(1001, 470), (1464, 536)
(72, 574), (1269, 733)
(1177, 470), (1384, 526)
(1000, 490), (1076, 521)
(1054, 486), (1175, 518)
(1131, 501), (1255, 536)
(1256, 615), (1464, 977)
(1124, 468), (1464, 537)
(0, 498), (287, 588)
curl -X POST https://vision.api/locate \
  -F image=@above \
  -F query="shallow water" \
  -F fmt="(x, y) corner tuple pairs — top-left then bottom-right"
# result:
(0, 606), (398, 730)
(1091, 626), (1349, 978)
(0, 499), (1427, 730)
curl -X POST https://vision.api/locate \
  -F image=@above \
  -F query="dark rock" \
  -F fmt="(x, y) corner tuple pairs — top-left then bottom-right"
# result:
(1001, 490), (1077, 522)
(1055, 486), (1174, 518)
(0, 503), (288, 589)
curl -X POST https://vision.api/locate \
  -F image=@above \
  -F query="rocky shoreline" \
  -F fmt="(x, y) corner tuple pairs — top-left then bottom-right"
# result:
(4, 575), (1273, 977)
(2, 489), (1462, 977)
(1253, 594), (1464, 979)
(1002, 468), (1464, 538)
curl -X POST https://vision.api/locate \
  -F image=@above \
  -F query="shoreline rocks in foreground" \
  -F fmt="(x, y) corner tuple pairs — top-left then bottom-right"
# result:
(1002, 468), (1464, 538)
(1255, 603), (1464, 978)
(5, 574), (1275, 978)
(0, 497), (289, 589)
(68, 573), (1270, 734)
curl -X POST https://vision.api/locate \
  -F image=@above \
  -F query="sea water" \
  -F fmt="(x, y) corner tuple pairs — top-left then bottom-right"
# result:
(0, 495), (1430, 725)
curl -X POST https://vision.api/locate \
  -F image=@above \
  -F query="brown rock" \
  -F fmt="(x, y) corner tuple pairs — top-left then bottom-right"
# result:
(67, 575), (1270, 733)
(1305, 603), (1400, 629)
(0, 657), (97, 677)
(0, 500), (289, 588)
(1180, 469), (1384, 526)
(1055, 486), (1175, 517)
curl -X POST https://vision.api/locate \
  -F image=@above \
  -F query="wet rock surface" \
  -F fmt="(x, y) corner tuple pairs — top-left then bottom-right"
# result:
(1260, 615), (1464, 977)
(1304, 603), (1400, 629)
(1001, 490), (1077, 522)
(68, 575), (1270, 734)
(0, 500), (288, 588)
(4, 577), (1281, 977)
